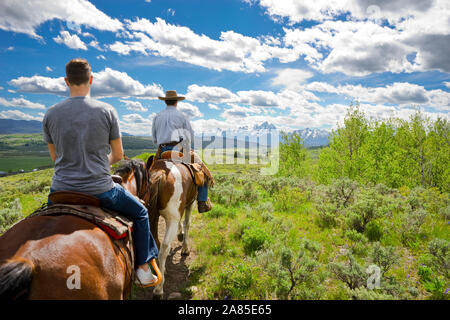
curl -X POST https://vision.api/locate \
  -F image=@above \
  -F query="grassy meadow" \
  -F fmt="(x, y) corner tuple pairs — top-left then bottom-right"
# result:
(0, 106), (448, 300)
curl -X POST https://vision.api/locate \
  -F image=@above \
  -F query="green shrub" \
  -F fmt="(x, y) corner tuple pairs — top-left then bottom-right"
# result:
(369, 242), (398, 276)
(365, 220), (384, 242)
(206, 205), (236, 219)
(345, 230), (368, 256)
(316, 202), (340, 228)
(439, 205), (450, 221)
(399, 208), (428, 245)
(0, 198), (23, 233)
(242, 225), (271, 256)
(418, 264), (448, 300)
(275, 186), (308, 213)
(329, 253), (366, 290)
(347, 287), (395, 300)
(427, 238), (449, 278)
(346, 188), (390, 233)
(327, 178), (359, 208)
(254, 239), (323, 299)
(214, 262), (262, 299)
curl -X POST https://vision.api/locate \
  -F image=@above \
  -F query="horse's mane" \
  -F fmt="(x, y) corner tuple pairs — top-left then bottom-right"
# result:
(114, 159), (146, 194)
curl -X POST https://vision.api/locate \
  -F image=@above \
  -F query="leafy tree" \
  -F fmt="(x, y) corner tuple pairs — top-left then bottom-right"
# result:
(278, 132), (309, 178)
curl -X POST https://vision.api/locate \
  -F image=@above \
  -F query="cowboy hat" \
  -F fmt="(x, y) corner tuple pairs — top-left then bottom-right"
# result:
(158, 90), (185, 101)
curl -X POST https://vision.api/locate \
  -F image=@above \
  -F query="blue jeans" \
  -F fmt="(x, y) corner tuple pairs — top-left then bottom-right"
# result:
(160, 145), (208, 201)
(49, 184), (158, 267)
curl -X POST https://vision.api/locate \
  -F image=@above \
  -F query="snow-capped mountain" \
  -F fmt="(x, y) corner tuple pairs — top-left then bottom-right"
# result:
(253, 121), (277, 131)
(292, 128), (330, 147)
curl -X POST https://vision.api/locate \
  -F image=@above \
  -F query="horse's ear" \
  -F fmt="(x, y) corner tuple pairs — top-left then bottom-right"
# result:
(146, 155), (154, 169)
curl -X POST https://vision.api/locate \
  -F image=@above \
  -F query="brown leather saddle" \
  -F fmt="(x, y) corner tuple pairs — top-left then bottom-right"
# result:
(159, 150), (214, 187)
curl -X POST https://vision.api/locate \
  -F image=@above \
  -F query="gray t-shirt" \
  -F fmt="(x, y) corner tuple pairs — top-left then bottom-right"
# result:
(43, 96), (121, 195)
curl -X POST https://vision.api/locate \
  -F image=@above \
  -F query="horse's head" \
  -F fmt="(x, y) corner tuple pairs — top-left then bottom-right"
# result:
(113, 159), (150, 203)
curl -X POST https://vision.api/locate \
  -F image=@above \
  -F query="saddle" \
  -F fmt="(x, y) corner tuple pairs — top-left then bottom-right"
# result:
(159, 150), (214, 187)
(30, 191), (134, 268)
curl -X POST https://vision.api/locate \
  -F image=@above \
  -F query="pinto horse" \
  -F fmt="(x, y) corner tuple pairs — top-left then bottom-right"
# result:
(139, 155), (198, 300)
(0, 161), (161, 300)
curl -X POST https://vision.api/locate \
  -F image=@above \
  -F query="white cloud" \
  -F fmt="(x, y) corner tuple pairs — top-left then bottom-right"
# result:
(89, 40), (103, 51)
(9, 75), (67, 95)
(91, 68), (163, 98)
(0, 0), (122, 39)
(53, 30), (88, 50)
(96, 54), (106, 60)
(0, 109), (43, 121)
(0, 97), (46, 109)
(45, 66), (53, 72)
(208, 104), (220, 110)
(255, 0), (437, 25)
(305, 81), (450, 111)
(9, 68), (164, 99)
(186, 84), (237, 104)
(270, 68), (313, 91)
(119, 113), (153, 136)
(178, 102), (203, 118)
(120, 99), (147, 112)
(253, 0), (450, 75)
(108, 18), (312, 73)
(236, 90), (279, 107)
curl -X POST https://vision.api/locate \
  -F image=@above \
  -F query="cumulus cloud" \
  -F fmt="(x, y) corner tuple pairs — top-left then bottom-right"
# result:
(305, 81), (450, 111)
(0, 97), (46, 109)
(0, 0), (122, 39)
(120, 99), (147, 112)
(177, 102), (203, 118)
(119, 113), (153, 136)
(107, 18), (313, 73)
(256, 0), (450, 75)
(0, 109), (43, 121)
(53, 31), (88, 50)
(9, 68), (164, 99)
(9, 75), (67, 95)
(186, 84), (237, 104)
(270, 68), (313, 91)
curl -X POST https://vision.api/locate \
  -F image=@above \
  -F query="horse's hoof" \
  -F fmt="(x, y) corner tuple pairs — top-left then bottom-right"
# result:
(153, 293), (163, 300)
(177, 233), (184, 242)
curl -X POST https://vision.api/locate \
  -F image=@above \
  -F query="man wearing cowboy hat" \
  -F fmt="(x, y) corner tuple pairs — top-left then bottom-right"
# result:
(152, 90), (212, 213)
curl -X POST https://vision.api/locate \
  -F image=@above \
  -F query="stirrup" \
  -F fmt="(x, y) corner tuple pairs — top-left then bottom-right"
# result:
(134, 259), (162, 288)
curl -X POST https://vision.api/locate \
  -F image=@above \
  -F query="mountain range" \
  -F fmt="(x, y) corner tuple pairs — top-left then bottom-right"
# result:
(0, 119), (330, 147)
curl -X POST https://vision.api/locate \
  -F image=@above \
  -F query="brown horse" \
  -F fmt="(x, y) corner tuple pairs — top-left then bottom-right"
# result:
(0, 161), (160, 300)
(142, 155), (198, 300)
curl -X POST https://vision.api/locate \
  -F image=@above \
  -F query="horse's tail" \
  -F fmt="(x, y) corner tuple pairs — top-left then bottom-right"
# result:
(0, 257), (35, 300)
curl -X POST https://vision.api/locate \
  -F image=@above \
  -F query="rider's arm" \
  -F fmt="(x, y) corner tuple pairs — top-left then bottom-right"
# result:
(47, 143), (56, 162)
(108, 137), (124, 165)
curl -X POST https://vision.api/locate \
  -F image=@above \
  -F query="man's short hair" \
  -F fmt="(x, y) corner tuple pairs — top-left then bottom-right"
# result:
(66, 58), (91, 85)
(165, 100), (178, 106)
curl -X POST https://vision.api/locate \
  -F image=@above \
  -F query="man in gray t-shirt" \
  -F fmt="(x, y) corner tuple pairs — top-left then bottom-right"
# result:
(43, 96), (120, 194)
(43, 58), (159, 287)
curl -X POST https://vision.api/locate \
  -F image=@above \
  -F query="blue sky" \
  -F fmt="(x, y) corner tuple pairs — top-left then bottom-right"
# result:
(0, 0), (449, 135)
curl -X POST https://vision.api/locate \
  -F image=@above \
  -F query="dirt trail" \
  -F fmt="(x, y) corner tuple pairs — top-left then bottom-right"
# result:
(132, 216), (196, 300)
